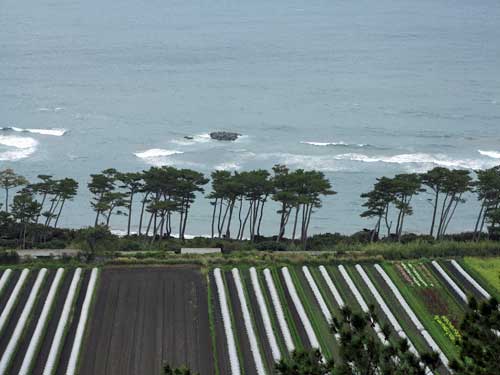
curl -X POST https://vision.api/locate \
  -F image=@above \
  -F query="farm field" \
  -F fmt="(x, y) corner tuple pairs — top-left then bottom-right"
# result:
(209, 260), (496, 374)
(79, 266), (214, 375)
(0, 258), (497, 374)
(0, 267), (98, 375)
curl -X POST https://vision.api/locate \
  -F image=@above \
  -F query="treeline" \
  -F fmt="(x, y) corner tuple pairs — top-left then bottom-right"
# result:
(361, 166), (500, 241)
(2, 164), (500, 249)
(0, 169), (78, 248)
(87, 165), (334, 247)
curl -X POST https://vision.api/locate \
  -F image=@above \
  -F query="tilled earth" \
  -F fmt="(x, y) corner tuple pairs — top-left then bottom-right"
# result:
(79, 266), (214, 375)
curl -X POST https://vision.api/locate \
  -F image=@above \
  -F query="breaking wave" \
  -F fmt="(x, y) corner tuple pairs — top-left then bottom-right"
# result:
(478, 150), (500, 159)
(333, 153), (498, 170)
(256, 151), (499, 172)
(300, 141), (369, 148)
(134, 148), (184, 166)
(1, 126), (67, 136)
(134, 148), (183, 159)
(0, 135), (38, 161)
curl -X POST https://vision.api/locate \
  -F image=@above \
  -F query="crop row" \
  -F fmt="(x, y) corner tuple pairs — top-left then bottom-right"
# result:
(211, 259), (494, 375)
(0, 267), (99, 374)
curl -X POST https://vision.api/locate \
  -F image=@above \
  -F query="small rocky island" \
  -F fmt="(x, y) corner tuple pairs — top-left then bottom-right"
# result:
(210, 131), (241, 141)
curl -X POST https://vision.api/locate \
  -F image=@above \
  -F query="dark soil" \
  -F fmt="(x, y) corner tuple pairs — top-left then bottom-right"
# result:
(79, 266), (215, 375)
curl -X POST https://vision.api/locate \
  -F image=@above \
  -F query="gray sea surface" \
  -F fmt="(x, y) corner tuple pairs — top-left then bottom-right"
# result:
(1, 0), (500, 235)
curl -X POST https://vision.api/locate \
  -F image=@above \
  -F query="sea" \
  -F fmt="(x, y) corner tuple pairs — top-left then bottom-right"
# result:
(1, 0), (500, 236)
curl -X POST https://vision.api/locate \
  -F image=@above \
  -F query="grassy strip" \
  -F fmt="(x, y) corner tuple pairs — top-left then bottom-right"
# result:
(206, 274), (220, 375)
(381, 263), (459, 360)
(289, 266), (336, 360)
(461, 257), (500, 299)
(363, 265), (430, 354)
(270, 267), (304, 350)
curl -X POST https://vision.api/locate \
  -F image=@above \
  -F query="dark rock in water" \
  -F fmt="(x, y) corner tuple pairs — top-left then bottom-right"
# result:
(184, 136), (194, 140)
(210, 131), (241, 141)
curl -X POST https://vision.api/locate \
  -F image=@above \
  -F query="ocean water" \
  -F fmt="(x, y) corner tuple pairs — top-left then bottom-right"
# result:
(1, 0), (500, 236)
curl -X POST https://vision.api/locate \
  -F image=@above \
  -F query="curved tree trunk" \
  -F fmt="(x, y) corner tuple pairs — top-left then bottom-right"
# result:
(430, 190), (439, 237)
(138, 192), (150, 236)
(292, 206), (300, 241)
(127, 192), (134, 236)
(239, 200), (253, 240)
(225, 200), (236, 239)
(256, 199), (266, 236)
(211, 199), (218, 239)
(54, 199), (66, 228)
(473, 200), (486, 241)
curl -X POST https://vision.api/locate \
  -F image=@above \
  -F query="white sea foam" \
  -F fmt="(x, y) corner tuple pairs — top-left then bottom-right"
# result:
(134, 148), (183, 159)
(0, 135), (38, 161)
(256, 151), (498, 172)
(1, 126), (67, 136)
(259, 153), (344, 172)
(301, 141), (368, 147)
(478, 150), (500, 159)
(215, 162), (240, 171)
(37, 107), (64, 112)
(134, 148), (184, 166)
(333, 152), (498, 170)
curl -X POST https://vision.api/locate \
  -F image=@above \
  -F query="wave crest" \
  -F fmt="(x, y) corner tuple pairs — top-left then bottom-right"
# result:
(0, 135), (38, 161)
(334, 153), (498, 170)
(478, 150), (500, 159)
(1, 126), (67, 136)
(134, 148), (184, 166)
(300, 141), (369, 148)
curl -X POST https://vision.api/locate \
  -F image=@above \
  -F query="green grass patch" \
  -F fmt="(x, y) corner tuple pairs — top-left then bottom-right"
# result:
(462, 257), (500, 298)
